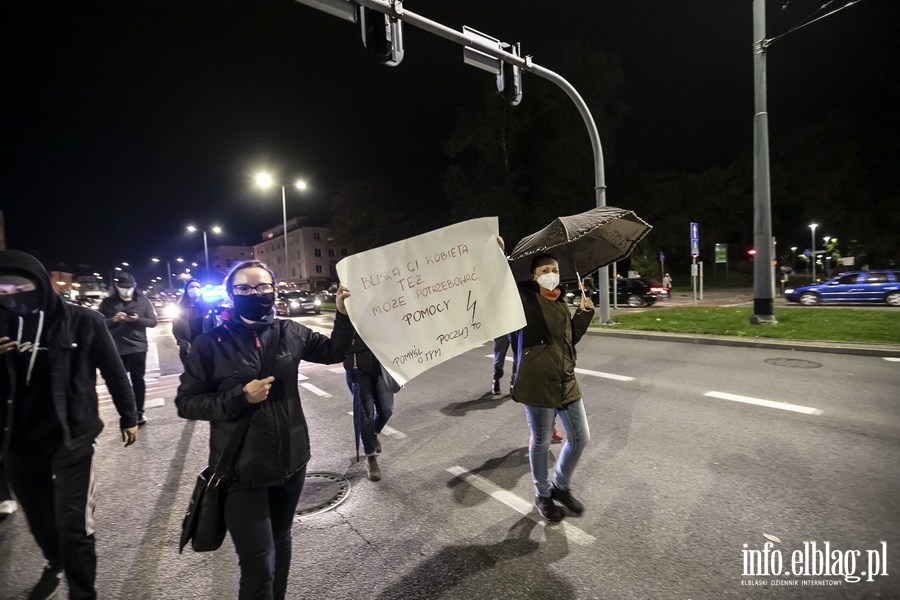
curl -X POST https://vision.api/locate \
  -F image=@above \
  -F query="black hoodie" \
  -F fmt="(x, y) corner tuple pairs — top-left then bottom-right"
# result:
(1, 250), (137, 456)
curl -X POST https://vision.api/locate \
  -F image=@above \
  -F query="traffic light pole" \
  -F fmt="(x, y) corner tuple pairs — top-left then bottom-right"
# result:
(295, 0), (614, 324)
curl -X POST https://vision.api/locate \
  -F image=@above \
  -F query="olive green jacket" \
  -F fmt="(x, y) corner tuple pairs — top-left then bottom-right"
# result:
(511, 281), (594, 409)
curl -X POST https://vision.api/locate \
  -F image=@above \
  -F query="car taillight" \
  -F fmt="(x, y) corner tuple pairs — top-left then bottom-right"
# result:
(650, 287), (665, 293)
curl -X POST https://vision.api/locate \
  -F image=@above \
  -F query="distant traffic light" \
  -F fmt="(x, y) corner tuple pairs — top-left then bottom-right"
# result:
(747, 249), (757, 257)
(359, 5), (404, 66)
(497, 42), (522, 106)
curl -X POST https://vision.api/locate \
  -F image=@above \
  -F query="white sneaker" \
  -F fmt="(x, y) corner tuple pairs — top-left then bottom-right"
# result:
(0, 499), (18, 518)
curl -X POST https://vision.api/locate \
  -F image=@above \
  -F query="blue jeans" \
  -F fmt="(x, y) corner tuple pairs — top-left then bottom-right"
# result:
(345, 370), (395, 455)
(524, 400), (590, 497)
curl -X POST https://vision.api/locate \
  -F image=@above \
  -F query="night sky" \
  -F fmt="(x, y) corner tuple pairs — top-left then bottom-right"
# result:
(2, 0), (897, 280)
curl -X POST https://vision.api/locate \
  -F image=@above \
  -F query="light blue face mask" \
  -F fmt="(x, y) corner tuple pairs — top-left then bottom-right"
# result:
(117, 286), (135, 298)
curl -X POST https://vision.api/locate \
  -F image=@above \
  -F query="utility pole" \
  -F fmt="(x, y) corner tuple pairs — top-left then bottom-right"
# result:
(751, 0), (776, 325)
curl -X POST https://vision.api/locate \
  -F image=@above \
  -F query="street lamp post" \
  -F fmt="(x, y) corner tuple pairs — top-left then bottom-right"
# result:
(187, 225), (222, 282)
(809, 223), (818, 282)
(255, 173), (308, 284)
(151, 258), (172, 290)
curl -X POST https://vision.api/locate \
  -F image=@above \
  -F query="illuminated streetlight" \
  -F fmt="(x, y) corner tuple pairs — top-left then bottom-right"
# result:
(255, 172), (309, 283)
(187, 226), (222, 282)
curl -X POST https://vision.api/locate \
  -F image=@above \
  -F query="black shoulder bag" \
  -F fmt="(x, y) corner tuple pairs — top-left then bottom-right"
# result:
(179, 323), (281, 553)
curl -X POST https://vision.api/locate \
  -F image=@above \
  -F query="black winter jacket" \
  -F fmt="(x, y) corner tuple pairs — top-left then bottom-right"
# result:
(1, 251), (137, 458)
(175, 311), (353, 488)
(98, 291), (158, 355)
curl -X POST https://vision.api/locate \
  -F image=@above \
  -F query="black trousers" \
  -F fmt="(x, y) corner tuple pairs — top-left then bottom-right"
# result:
(120, 351), (147, 413)
(224, 468), (306, 600)
(7, 441), (98, 600)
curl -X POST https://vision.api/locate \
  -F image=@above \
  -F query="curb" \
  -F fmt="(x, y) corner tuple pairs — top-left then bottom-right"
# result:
(588, 328), (900, 358)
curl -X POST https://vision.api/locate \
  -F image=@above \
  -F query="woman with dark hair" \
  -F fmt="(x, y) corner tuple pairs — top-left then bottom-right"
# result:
(171, 278), (218, 365)
(512, 252), (594, 523)
(175, 260), (352, 600)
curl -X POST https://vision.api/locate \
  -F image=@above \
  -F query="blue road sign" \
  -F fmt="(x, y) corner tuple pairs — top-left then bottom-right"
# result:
(691, 239), (699, 258)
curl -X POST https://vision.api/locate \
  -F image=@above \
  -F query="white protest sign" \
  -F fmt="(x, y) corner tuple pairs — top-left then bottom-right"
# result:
(336, 217), (525, 386)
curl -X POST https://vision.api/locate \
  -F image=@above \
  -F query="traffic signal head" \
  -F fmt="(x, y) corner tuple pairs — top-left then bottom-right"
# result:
(497, 42), (523, 106)
(359, 5), (404, 66)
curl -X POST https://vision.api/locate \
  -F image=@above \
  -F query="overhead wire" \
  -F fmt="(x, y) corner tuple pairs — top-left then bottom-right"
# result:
(763, 0), (866, 48)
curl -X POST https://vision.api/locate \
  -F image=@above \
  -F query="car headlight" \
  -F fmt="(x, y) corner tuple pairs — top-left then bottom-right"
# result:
(164, 304), (180, 319)
(313, 298), (321, 306)
(784, 288), (795, 294)
(290, 301), (300, 307)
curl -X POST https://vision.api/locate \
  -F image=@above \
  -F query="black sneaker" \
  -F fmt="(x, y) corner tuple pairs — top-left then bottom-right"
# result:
(533, 495), (564, 522)
(491, 380), (501, 395)
(137, 412), (147, 426)
(28, 564), (63, 600)
(551, 485), (584, 515)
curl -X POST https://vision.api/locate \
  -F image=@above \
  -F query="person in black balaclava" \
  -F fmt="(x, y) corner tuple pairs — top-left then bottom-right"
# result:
(0, 249), (138, 600)
(98, 271), (158, 426)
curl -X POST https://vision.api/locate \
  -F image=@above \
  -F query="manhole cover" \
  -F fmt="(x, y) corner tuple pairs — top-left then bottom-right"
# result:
(295, 472), (351, 517)
(765, 358), (822, 369)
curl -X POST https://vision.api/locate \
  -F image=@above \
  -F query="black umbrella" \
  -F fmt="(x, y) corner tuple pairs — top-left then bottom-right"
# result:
(508, 206), (652, 284)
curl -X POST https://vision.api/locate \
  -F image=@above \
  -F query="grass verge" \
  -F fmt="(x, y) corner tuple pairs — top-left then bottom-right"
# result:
(598, 307), (899, 345)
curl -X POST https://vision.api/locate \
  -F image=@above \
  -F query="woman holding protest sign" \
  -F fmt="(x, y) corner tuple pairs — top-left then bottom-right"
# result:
(175, 260), (352, 600)
(511, 252), (594, 522)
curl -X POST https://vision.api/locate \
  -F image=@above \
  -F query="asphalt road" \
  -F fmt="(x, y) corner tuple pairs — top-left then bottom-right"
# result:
(1, 316), (898, 599)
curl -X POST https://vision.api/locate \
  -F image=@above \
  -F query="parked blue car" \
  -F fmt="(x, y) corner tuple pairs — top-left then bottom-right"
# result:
(784, 270), (900, 306)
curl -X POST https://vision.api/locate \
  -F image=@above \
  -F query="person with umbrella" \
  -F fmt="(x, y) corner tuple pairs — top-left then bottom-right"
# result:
(512, 252), (594, 522)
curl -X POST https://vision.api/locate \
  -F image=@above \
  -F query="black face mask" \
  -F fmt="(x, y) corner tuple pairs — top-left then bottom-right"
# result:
(232, 293), (275, 321)
(0, 290), (41, 316)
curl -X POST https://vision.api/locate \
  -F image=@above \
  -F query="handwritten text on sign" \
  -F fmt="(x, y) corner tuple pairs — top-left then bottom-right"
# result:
(337, 217), (525, 386)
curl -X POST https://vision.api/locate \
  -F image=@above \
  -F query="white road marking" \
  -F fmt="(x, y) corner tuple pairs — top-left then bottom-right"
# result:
(144, 398), (165, 409)
(884, 357), (900, 362)
(484, 355), (634, 382)
(300, 382), (331, 397)
(328, 368), (345, 374)
(704, 391), (822, 415)
(446, 466), (595, 546)
(573, 367), (635, 382)
(297, 373), (309, 381)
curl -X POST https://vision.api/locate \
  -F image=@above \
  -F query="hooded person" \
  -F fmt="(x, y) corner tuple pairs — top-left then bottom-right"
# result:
(171, 278), (218, 366)
(98, 271), (158, 425)
(0, 249), (138, 600)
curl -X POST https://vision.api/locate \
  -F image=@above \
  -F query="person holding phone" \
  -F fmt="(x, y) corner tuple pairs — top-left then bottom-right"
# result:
(98, 272), (158, 425)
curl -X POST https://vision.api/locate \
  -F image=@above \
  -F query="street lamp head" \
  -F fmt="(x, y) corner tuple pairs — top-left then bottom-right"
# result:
(790, 247), (797, 252)
(187, 225), (197, 233)
(255, 172), (274, 189)
(176, 258), (184, 263)
(151, 258), (160, 263)
(295, 180), (308, 191)
(809, 223), (817, 230)
(212, 225), (222, 234)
